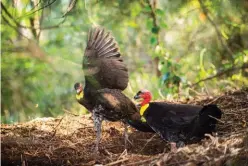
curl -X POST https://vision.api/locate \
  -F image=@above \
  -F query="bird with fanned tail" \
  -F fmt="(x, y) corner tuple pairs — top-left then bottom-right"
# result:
(134, 89), (222, 152)
(74, 27), (154, 152)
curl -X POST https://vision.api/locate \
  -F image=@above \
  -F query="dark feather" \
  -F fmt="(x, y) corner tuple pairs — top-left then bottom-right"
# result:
(124, 119), (155, 132)
(83, 27), (128, 91)
(143, 102), (222, 144)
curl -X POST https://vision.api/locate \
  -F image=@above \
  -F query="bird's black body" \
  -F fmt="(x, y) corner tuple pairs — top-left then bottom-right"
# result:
(124, 119), (155, 132)
(142, 102), (222, 145)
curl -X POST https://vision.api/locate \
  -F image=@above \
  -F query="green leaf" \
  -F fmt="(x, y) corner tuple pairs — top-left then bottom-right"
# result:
(152, 26), (160, 34)
(143, 5), (152, 12)
(150, 36), (157, 45)
(146, 19), (153, 29)
(155, 9), (164, 16)
(160, 22), (168, 29)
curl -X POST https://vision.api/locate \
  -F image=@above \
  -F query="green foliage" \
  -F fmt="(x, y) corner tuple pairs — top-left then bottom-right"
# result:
(1, 0), (248, 123)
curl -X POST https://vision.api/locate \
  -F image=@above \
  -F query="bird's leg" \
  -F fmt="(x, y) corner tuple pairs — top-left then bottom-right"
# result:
(92, 109), (103, 153)
(123, 123), (132, 150)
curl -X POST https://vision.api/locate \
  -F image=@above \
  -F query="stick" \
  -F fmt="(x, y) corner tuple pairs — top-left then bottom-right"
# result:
(205, 95), (222, 105)
(63, 109), (79, 116)
(105, 158), (128, 166)
(50, 116), (65, 138)
(140, 134), (157, 152)
(208, 115), (225, 124)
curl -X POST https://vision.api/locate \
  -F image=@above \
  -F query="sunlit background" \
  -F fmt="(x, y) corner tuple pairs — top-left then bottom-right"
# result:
(1, 0), (248, 123)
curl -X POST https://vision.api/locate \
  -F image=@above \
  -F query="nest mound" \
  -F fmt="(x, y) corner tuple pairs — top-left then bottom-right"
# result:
(1, 88), (248, 166)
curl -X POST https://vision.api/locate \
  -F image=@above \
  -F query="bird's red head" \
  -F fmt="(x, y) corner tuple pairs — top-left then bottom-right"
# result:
(74, 82), (83, 94)
(134, 90), (152, 106)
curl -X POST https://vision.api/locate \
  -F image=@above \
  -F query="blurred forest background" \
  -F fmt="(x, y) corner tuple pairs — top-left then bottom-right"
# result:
(1, 0), (248, 123)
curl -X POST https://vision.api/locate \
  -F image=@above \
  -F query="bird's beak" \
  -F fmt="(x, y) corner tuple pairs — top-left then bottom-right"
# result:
(134, 94), (140, 100)
(76, 89), (81, 94)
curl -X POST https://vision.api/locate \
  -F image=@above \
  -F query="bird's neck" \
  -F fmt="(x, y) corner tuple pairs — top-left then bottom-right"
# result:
(140, 103), (149, 116)
(141, 97), (151, 106)
(140, 97), (151, 116)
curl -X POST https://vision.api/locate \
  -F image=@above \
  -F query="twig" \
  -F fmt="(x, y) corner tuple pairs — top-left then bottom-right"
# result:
(140, 134), (157, 152)
(1, 2), (66, 31)
(19, 0), (57, 18)
(62, 0), (78, 17)
(50, 116), (65, 138)
(30, 0), (42, 11)
(1, 15), (30, 40)
(208, 115), (225, 124)
(105, 158), (129, 166)
(125, 156), (161, 166)
(117, 149), (127, 160)
(205, 95), (223, 105)
(191, 63), (248, 86)
(63, 109), (79, 116)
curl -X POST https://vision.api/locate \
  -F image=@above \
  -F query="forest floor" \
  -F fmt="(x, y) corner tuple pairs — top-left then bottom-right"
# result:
(1, 88), (248, 166)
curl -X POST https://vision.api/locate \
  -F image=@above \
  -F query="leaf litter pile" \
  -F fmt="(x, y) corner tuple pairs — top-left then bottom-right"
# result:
(1, 88), (248, 166)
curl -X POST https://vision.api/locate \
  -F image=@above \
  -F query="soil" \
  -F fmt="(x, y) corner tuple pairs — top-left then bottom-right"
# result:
(1, 88), (248, 166)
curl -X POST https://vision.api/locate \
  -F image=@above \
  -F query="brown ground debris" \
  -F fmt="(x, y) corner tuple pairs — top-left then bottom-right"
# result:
(1, 88), (248, 166)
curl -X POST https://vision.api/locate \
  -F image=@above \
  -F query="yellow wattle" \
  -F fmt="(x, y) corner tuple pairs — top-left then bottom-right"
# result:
(76, 92), (84, 100)
(140, 104), (149, 116)
(140, 104), (149, 122)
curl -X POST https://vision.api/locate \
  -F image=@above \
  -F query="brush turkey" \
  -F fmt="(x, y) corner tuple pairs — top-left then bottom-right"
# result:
(134, 90), (222, 151)
(74, 27), (153, 151)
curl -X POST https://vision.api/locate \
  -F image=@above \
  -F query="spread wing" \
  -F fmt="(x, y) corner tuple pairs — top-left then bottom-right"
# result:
(83, 27), (128, 91)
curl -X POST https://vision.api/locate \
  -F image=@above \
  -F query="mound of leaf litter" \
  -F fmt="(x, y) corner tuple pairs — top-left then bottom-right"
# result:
(1, 88), (248, 166)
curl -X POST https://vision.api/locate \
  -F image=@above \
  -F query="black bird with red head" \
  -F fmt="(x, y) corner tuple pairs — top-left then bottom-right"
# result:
(134, 89), (222, 151)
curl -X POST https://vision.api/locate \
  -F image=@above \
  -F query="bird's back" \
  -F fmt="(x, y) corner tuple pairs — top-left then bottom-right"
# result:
(143, 102), (203, 142)
(93, 89), (140, 121)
